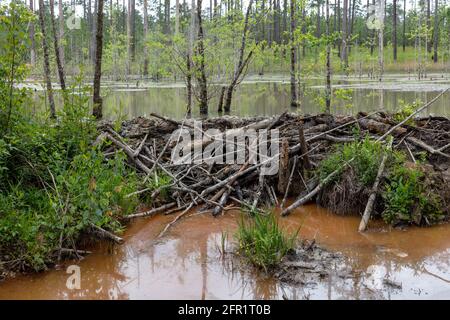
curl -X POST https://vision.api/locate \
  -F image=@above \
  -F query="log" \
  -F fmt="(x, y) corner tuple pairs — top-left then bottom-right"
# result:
(281, 158), (355, 216)
(90, 223), (124, 244)
(406, 137), (450, 159)
(377, 88), (449, 141)
(277, 138), (290, 194)
(124, 202), (177, 220)
(280, 155), (298, 209)
(358, 139), (393, 232)
(212, 189), (231, 216)
(358, 118), (407, 136)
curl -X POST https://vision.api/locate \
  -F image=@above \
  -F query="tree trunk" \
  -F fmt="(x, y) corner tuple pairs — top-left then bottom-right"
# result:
(402, 0), (406, 51)
(325, 0), (331, 113)
(143, 0), (149, 76)
(93, 0), (105, 119)
(38, 0), (56, 118)
(29, 0), (37, 67)
(290, 0), (298, 107)
(427, 0), (431, 53)
(58, 0), (65, 67)
(164, 0), (170, 34)
(91, 0), (98, 63)
(378, 0), (385, 81)
(341, 0), (348, 67)
(196, 0), (208, 115)
(50, 0), (67, 93)
(175, 0), (180, 34)
(223, 0), (254, 113)
(433, 0), (439, 63)
(393, 0), (397, 61)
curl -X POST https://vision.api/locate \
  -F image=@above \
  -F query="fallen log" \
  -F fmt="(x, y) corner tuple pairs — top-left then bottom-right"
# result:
(90, 223), (124, 244)
(124, 202), (177, 220)
(281, 158), (355, 216)
(406, 136), (450, 159)
(358, 138), (393, 232)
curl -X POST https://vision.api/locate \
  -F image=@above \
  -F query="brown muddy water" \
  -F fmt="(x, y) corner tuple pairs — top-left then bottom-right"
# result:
(0, 203), (449, 300)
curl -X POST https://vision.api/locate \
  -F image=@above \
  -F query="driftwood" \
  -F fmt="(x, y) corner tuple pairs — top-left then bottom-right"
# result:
(358, 138), (393, 232)
(125, 202), (177, 220)
(90, 223), (124, 244)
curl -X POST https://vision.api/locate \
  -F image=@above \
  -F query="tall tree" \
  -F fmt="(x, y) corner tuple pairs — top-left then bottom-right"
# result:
(222, 0), (254, 113)
(393, 0), (397, 61)
(93, 0), (105, 119)
(143, 0), (149, 76)
(38, 0), (56, 118)
(290, 0), (298, 107)
(195, 0), (208, 115)
(433, 0), (439, 62)
(427, 0), (431, 53)
(58, 0), (65, 67)
(341, 0), (348, 67)
(325, 0), (331, 113)
(175, 0), (180, 34)
(403, 0), (406, 51)
(29, 0), (37, 67)
(49, 0), (67, 92)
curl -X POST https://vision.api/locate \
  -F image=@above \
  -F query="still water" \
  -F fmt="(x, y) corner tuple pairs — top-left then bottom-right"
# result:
(97, 73), (450, 120)
(0, 204), (449, 300)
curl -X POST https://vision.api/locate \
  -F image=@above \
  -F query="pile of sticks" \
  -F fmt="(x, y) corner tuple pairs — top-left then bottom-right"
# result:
(95, 97), (450, 236)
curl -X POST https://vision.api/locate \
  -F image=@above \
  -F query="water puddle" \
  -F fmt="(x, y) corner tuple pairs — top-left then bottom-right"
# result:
(0, 204), (449, 300)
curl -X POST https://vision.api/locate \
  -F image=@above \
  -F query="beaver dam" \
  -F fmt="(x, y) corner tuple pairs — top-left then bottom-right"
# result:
(94, 100), (449, 235)
(1, 96), (450, 298)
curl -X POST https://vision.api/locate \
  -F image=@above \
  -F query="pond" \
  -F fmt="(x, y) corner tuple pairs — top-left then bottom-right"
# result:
(28, 73), (450, 120)
(0, 204), (449, 300)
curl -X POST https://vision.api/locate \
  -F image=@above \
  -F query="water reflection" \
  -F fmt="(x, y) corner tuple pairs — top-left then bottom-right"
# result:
(0, 204), (449, 300)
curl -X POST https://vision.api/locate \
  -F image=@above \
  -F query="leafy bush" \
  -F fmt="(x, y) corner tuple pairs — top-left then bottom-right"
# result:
(393, 99), (422, 125)
(236, 211), (297, 271)
(318, 137), (386, 186)
(382, 155), (444, 225)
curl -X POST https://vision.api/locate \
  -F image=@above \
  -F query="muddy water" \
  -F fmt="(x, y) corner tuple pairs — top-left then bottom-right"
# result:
(0, 204), (449, 300)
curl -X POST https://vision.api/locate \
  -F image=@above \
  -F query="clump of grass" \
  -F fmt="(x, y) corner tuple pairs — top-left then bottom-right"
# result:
(235, 210), (298, 271)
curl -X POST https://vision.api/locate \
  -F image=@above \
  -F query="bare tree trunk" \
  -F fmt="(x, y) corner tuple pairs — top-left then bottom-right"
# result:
(393, 0), (397, 61)
(186, 0), (196, 116)
(175, 0), (180, 34)
(196, 0), (208, 115)
(91, 0), (98, 64)
(378, 0), (385, 81)
(223, 0), (254, 113)
(427, 0), (431, 53)
(290, 0), (298, 107)
(126, 0), (132, 75)
(164, 0), (170, 34)
(29, 0), (37, 67)
(58, 0), (65, 67)
(38, 0), (56, 118)
(50, 0), (67, 92)
(93, 0), (105, 119)
(325, 0), (331, 113)
(341, 0), (348, 67)
(433, 0), (439, 63)
(403, 0), (406, 51)
(143, 0), (149, 76)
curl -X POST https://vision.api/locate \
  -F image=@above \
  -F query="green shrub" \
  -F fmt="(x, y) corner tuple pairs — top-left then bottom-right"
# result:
(382, 158), (444, 225)
(236, 211), (297, 271)
(318, 137), (386, 186)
